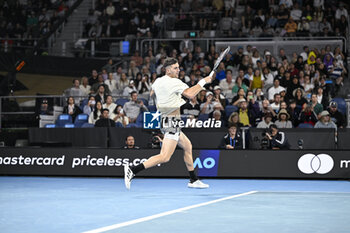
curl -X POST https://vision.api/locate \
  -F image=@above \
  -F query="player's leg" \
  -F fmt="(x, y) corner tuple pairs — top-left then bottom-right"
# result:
(124, 134), (178, 189)
(178, 132), (209, 189)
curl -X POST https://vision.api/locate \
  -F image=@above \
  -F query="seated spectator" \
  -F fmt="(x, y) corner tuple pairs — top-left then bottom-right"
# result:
(228, 112), (244, 128)
(257, 111), (274, 128)
(232, 76), (248, 95)
(181, 97), (200, 118)
(69, 79), (85, 103)
(219, 72), (235, 98)
(104, 73), (117, 93)
(117, 73), (129, 94)
(137, 74), (151, 95)
(123, 135), (140, 149)
(110, 105), (129, 127)
(123, 80), (138, 96)
(95, 108), (116, 127)
(213, 86), (226, 108)
(237, 99), (253, 127)
(212, 110), (224, 127)
(293, 88), (308, 107)
(80, 76), (91, 96)
(220, 125), (243, 150)
(310, 93), (324, 118)
(287, 99), (301, 127)
(123, 91), (148, 123)
(265, 124), (290, 149)
(89, 70), (99, 87)
(249, 69), (264, 91)
(37, 99), (53, 116)
(231, 88), (247, 106)
(315, 86), (329, 109)
(268, 78), (285, 101)
(88, 101), (103, 124)
(270, 93), (282, 113)
(298, 103), (318, 126)
(314, 111), (337, 129)
(83, 95), (96, 116)
(200, 91), (215, 115)
(327, 101), (346, 128)
(63, 96), (82, 122)
(275, 109), (293, 128)
(95, 85), (108, 104)
(91, 75), (110, 94)
(103, 95), (116, 116)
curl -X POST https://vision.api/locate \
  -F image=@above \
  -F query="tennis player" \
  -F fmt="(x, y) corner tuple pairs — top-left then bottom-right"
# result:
(124, 58), (213, 189)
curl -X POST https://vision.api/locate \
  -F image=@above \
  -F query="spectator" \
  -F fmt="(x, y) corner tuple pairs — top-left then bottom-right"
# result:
(249, 69), (264, 90)
(92, 75), (110, 94)
(309, 16), (320, 36)
(111, 105), (129, 127)
(314, 110), (337, 129)
(237, 99), (253, 127)
(212, 110), (224, 127)
(83, 95), (96, 116)
(310, 93), (324, 118)
(200, 91), (215, 114)
(123, 91), (148, 123)
(298, 103), (318, 126)
(123, 135), (140, 149)
(117, 73), (129, 94)
(327, 101), (346, 128)
(103, 95), (116, 115)
(220, 125), (243, 149)
(104, 73), (117, 93)
(88, 69), (99, 86)
(268, 78), (285, 101)
(231, 88), (247, 106)
(293, 88), (308, 107)
(95, 84), (108, 104)
(102, 58), (114, 73)
(315, 86), (329, 109)
(95, 108), (115, 127)
(88, 101), (102, 124)
(284, 17), (297, 36)
(232, 76), (248, 95)
(127, 61), (140, 79)
(80, 76), (91, 96)
(213, 86), (226, 108)
(270, 93), (281, 113)
(137, 74), (151, 95)
(123, 80), (138, 96)
(257, 111), (274, 128)
(63, 96), (82, 122)
(181, 97), (200, 118)
(287, 99), (301, 127)
(69, 79), (85, 103)
(297, 17), (310, 36)
(219, 72), (235, 98)
(275, 109), (293, 128)
(228, 112), (244, 128)
(265, 124), (290, 149)
(335, 3), (348, 21)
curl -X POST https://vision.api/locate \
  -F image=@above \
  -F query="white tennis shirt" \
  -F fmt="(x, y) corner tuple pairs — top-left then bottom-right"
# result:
(152, 75), (189, 115)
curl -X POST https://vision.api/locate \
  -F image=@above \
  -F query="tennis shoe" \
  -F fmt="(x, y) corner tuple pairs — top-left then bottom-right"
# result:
(124, 164), (134, 190)
(188, 180), (209, 189)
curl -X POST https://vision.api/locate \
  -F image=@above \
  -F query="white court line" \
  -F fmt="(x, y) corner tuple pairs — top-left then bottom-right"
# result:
(82, 190), (258, 233)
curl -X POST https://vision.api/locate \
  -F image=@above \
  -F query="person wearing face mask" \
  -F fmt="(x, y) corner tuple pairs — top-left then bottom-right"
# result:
(83, 95), (96, 116)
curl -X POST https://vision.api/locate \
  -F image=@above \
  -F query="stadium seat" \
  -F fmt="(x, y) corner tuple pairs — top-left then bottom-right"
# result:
(80, 98), (89, 111)
(81, 123), (94, 128)
(56, 114), (72, 127)
(44, 123), (56, 128)
(135, 113), (144, 127)
(331, 98), (346, 115)
(138, 98), (148, 106)
(225, 105), (238, 119)
(115, 122), (124, 128)
(115, 98), (129, 106)
(298, 123), (314, 128)
(74, 114), (89, 127)
(198, 114), (209, 121)
(64, 123), (75, 128)
(148, 105), (157, 112)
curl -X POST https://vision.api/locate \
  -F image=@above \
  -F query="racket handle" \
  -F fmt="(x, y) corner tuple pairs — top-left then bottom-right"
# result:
(209, 71), (215, 77)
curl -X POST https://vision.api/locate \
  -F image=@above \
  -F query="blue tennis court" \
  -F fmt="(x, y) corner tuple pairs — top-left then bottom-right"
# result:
(1, 177), (350, 233)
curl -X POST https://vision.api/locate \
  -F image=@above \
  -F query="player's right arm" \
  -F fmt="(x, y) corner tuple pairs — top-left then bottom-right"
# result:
(182, 76), (212, 99)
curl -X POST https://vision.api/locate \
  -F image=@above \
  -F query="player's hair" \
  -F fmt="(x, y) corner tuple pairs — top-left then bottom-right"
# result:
(163, 58), (178, 69)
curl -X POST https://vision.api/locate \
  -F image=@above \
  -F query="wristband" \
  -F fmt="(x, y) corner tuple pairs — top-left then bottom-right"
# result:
(198, 79), (206, 88)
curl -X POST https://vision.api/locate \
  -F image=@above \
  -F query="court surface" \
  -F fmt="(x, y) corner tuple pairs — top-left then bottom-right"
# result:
(1, 177), (350, 233)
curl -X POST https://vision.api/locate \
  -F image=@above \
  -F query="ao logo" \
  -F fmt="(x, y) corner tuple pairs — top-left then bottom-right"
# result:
(194, 157), (216, 169)
(297, 153), (334, 174)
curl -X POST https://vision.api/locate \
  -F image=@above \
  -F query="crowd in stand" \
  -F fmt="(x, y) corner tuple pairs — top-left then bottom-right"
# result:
(0, 0), (74, 40)
(62, 39), (347, 130)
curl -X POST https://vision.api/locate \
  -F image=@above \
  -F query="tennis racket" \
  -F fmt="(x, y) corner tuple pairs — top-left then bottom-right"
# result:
(209, 46), (231, 77)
